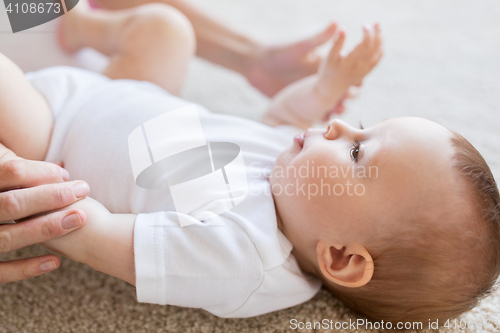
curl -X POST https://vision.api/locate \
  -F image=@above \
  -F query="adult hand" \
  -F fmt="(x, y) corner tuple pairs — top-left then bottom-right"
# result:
(246, 23), (337, 97)
(0, 145), (88, 284)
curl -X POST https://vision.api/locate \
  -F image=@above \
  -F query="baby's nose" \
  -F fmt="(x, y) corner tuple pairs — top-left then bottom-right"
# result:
(325, 119), (360, 140)
(325, 119), (341, 140)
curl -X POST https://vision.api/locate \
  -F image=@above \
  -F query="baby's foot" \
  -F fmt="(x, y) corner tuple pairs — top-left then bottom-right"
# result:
(57, 0), (91, 53)
(315, 24), (382, 106)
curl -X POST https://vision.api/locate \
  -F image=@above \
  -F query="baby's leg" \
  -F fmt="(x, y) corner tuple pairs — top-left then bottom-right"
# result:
(60, 2), (196, 95)
(0, 53), (53, 160)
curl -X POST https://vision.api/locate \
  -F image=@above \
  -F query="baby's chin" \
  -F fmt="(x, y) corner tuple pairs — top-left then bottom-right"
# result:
(277, 136), (304, 163)
(272, 151), (286, 177)
(275, 145), (297, 170)
(271, 149), (294, 187)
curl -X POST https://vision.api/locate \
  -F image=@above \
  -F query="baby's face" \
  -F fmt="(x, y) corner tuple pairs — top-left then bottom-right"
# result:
(271, 117), (462, 252)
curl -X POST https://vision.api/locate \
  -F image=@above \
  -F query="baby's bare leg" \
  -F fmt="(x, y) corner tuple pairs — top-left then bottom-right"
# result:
(60, 3), (196, 95)
(0, 53), (53, 161)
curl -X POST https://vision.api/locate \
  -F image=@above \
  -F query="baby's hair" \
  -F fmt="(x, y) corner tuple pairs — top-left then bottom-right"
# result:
(322, 132), (500, 323)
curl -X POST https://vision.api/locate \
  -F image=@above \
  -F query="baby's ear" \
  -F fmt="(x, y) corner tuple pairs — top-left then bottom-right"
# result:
(316, 240), (374, 288)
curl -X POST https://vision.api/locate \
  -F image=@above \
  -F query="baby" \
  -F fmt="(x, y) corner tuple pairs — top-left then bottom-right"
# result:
(1, 2), (499, 324)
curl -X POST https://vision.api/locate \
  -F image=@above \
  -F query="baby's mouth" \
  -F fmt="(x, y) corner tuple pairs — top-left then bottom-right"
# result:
(293, 132), (306, 149)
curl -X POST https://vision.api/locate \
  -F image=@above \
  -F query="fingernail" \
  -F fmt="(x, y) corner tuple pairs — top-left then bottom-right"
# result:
(40, 260), (57, 272)
(62, 213), (82, 229)
(61, 168), (70, 181)
(72, 182), (89, 198)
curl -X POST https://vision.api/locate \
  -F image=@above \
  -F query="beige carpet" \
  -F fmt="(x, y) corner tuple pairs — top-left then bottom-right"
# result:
(1, 0), (500, 332)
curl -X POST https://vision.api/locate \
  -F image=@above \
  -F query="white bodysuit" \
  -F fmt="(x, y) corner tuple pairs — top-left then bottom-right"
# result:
(26, 67), (322, 318)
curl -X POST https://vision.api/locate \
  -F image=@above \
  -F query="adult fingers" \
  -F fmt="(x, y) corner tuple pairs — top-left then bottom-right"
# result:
(292, 23), (337, 56)
(0, 181), (89, 222)
(0, 255), (60, 284)
(0, 159), (70, 192)
(0, 209), (85, 253)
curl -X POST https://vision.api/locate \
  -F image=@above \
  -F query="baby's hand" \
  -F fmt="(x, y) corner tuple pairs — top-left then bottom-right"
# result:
(42, 197), (136, 285)
(42, 197), (110, 265)
(315, 24), (382, 107)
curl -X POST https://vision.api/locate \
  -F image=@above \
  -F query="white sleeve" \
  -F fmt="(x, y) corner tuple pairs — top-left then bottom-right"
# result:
(221, 255), (322, 318)
(134, 211), (264, 317)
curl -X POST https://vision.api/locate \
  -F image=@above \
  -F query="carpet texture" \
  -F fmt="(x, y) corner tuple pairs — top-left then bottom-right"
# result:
(1, 0), (500, 332)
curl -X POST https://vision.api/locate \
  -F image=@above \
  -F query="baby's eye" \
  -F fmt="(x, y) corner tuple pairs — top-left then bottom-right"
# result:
(350, 139), (361, 162)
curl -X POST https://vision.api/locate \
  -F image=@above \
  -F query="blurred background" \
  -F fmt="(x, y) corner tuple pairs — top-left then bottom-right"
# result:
(183, 0), (500, 180)
(1, 1), (499, 332)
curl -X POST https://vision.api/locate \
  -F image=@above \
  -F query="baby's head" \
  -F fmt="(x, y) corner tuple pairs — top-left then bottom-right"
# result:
(271, 117), (500, 322)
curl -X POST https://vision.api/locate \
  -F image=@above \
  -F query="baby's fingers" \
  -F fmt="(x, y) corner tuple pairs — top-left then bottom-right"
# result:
(362, 25), (373, 49)
(371, 23), (382, 53)
(371, 48), (383, 66)
(370, 24), (383, 64)
(325, 30), (346, 65)
(349, 26), (373, 58)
